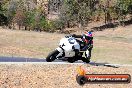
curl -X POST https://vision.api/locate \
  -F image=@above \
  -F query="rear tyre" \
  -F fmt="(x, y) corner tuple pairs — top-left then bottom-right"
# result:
(46, 50), (59, 62)
(76, 75), (87, 85)
(85, 59), (90, 63)
(82, 57), (90, 63)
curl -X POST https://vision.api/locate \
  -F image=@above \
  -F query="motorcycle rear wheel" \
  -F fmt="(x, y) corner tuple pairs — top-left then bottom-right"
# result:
(82, 57), (90, 63)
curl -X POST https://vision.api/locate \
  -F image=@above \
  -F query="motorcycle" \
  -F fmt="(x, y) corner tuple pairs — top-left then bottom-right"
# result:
(46, 35), (90, 63)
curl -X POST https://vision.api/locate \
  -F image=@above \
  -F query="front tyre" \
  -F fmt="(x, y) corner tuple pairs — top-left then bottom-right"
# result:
(46, 50), (59, 62)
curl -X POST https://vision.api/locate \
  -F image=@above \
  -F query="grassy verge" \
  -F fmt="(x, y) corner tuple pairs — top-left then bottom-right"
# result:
(0, 27), (132, 64)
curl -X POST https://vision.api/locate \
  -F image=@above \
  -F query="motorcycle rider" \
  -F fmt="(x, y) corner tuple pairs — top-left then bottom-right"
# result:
(72, 31), (93, 62)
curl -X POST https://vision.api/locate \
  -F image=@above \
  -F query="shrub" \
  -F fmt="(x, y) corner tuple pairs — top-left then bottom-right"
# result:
(52, 19), (65, 30)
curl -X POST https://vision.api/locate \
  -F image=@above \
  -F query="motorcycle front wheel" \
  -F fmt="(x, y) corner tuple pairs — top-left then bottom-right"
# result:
(46, 50), (59, 62)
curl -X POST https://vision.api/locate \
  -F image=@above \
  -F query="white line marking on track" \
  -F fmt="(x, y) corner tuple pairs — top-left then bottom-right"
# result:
(0, 62), (84, 65)
(0, 62), (132, 67)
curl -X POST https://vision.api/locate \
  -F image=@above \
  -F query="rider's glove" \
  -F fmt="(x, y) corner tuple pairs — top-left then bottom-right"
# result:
(65, 35), (70, 38)
(65, 36), (68, 38)
(72, 34), (76, 37)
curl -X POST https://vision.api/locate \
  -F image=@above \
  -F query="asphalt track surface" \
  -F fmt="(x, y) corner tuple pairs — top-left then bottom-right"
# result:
(0, 56), (131, 67)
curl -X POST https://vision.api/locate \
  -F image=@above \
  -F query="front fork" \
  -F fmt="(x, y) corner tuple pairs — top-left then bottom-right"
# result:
(56, 47), (64, 58)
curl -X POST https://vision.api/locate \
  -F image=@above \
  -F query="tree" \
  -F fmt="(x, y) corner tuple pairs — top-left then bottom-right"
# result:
(58, 0), (98, 29)
(0, 0), (8, 26)
(24, 10), (36, 31)
(116, 0), (132, 25)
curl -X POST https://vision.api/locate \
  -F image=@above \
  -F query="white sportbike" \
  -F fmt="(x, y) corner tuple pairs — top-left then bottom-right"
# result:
(46, 35), (90, 63)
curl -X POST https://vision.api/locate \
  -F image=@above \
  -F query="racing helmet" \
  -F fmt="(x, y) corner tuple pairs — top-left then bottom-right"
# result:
(84, 31), (92, 37)
(82, 31), (93, 43)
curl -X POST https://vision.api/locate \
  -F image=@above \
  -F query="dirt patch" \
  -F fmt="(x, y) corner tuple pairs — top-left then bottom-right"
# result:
(0, 64), (132, 88)
(0, 27), (65, 58)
